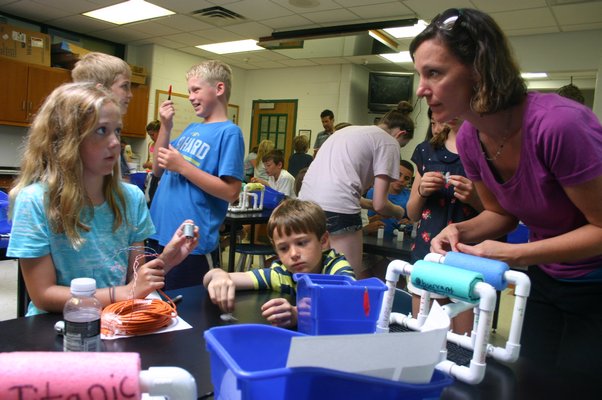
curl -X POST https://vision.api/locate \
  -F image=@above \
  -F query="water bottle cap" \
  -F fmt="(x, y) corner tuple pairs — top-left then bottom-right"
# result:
(70, 277), (97, 296)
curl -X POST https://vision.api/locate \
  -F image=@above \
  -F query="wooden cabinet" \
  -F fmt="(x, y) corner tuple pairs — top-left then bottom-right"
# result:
(122, 84), (149, 138)
(0, 58), (70, 126)
(0, 59), (150, 137)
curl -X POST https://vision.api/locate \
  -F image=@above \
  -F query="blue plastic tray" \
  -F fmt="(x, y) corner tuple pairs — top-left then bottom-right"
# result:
(205, 324), (453, 400)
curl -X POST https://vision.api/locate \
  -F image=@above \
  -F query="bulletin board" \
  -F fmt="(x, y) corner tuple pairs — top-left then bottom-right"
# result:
(154, 89), (240, 140)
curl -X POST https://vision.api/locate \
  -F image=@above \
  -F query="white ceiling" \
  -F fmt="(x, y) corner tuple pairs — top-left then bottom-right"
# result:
(1, 0), (602, 78)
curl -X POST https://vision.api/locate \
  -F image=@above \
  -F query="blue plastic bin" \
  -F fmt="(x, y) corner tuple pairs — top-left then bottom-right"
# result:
(250, 186), (285, 210)
(0, 190), (11, 234)
(507, 222), (529, 243)
(205, 324), (453, 400)
(294, 274), (387, 335)
(129, 172), (147, 192)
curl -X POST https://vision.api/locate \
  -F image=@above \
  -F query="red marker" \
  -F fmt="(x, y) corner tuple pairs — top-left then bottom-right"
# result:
(168, 85), (172, 100)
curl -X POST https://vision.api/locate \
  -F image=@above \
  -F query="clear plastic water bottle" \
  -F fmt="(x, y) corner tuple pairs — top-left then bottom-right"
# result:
(63, 277), (102, 352)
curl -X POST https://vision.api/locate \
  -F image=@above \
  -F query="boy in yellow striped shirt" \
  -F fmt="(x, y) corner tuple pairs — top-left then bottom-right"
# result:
(203, 199), (354, 327)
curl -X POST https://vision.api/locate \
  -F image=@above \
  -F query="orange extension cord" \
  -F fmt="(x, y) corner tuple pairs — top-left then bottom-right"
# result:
(101, 289), (177, 336)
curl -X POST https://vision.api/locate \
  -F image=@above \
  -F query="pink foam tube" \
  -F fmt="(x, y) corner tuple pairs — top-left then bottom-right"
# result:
(0, 352), (141, 399)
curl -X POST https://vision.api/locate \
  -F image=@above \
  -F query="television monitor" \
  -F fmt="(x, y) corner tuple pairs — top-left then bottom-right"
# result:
(368, 72), (413, 113)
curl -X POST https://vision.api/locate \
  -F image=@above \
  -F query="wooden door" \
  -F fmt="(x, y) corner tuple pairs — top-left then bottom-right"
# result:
(250, 100), (297, 168)
(122, 84), (150, 138)
(0, 58), (29, 125)
(26, 65), (71, 121)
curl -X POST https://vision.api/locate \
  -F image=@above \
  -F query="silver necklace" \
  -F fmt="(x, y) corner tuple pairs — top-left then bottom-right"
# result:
(481, 132), (509, 161)
(480, 110), (517, 161)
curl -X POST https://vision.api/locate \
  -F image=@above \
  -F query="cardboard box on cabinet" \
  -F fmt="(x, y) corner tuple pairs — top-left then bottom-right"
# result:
(0, 23), (50, 66)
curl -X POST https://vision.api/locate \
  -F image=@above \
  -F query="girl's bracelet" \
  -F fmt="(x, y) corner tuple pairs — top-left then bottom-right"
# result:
(417, 185), (428, 198)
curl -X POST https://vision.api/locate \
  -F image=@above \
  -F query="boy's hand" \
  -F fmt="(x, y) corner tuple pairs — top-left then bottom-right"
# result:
(158, 100), (175, 131)
(159, 220), (199, 273)
(205, 269), (237, 313)
(157, 145), (188, 174)
(261, 298), (297, 327)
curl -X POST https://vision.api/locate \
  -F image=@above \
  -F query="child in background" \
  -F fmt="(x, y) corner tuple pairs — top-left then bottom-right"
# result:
(243, 146), (258, 182)
(406, 112), (482, 334)
(299, 101), (414, 274)
(203, 199), (354, 327)
(288, 135), (313, 178)
(71, 52), (133, 116)
(7, 82), (198, 316)
(365, 159), (414, 235)
(143, 120), (161, 170)
(72, 52), (134, 181)
(143, 120), (161, 206)
(150, 60), (245, 289)
(251, 149), (296, 198)
(253, 139), (275, 182)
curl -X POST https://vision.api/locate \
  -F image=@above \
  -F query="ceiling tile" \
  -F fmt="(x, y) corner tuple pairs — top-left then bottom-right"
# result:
(301, 8), (363, 24)
(470, 0), (547, 13)
(271, 0), (342, 13)
(553, 2), (602, 25)
(347, 2), (414, 20)
(2, 0), (70, 22)
(192, 28), (245, 42)
(490, 8), (557, 30)
(227, 0), (294, 20)
(223, 21), (273, 39)
(402, 0), (474, 21)
(164, 32), (215, 46)
(155, 15), (215, 32)
(261, 14), (315, 30)
(125, 20), (181, 37)
(51, 15), (115, 34)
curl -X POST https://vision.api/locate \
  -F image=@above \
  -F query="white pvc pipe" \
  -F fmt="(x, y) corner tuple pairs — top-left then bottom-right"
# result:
(139, 367), (197, 399)
(436, 359), (487, 385)
(376, 260), (412, 333)
(423, 252), (446, 263)
(389, 311), (423, 331)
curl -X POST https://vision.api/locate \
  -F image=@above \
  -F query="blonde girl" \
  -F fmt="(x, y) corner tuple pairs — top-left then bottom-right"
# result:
(8, 82), (197, 316)
(253, 139), (275, 181)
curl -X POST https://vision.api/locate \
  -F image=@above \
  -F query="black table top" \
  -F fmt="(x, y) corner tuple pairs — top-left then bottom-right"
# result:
(1, 285), (600, 399)
(224, 208), (273, 224)
(363, 233), (412, 261)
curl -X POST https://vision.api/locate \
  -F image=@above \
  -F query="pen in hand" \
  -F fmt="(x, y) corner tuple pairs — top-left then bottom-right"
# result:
(168, 84), (172, 100)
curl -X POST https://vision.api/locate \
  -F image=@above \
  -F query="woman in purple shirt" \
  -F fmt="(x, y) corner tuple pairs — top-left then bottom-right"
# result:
(410, 8), (602, 372)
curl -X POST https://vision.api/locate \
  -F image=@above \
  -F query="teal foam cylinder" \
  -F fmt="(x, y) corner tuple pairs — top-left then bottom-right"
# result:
(411, 261), (484, 303)
(443, 252), (509, 291)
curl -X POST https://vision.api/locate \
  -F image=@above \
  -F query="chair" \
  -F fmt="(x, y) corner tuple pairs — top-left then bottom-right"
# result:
(234, 244), (274, 272)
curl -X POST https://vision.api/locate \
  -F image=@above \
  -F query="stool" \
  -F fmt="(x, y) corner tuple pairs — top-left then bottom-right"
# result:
(234, 244), (274, 272)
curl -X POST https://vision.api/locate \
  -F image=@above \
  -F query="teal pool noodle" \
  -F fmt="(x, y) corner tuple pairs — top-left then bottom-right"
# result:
(443, 252), (509, 291)
(411, 261), (484, 303)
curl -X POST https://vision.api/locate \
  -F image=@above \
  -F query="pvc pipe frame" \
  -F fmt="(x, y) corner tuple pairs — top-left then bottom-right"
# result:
(379, 257), (530, 384)
(425, 253), (531, 363)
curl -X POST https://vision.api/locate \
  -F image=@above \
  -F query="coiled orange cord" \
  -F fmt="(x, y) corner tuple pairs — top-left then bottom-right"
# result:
(101, 289), (177, 336)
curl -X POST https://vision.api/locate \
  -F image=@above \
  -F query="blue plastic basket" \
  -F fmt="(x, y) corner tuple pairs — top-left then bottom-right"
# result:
(256, 186), (285, 209)
(129, 172), (147, 192)
(507, 223), (529, 244)
(0, 190), (11, 234)
(294, 274), (387, 335)
(205, 324), (453, 400)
